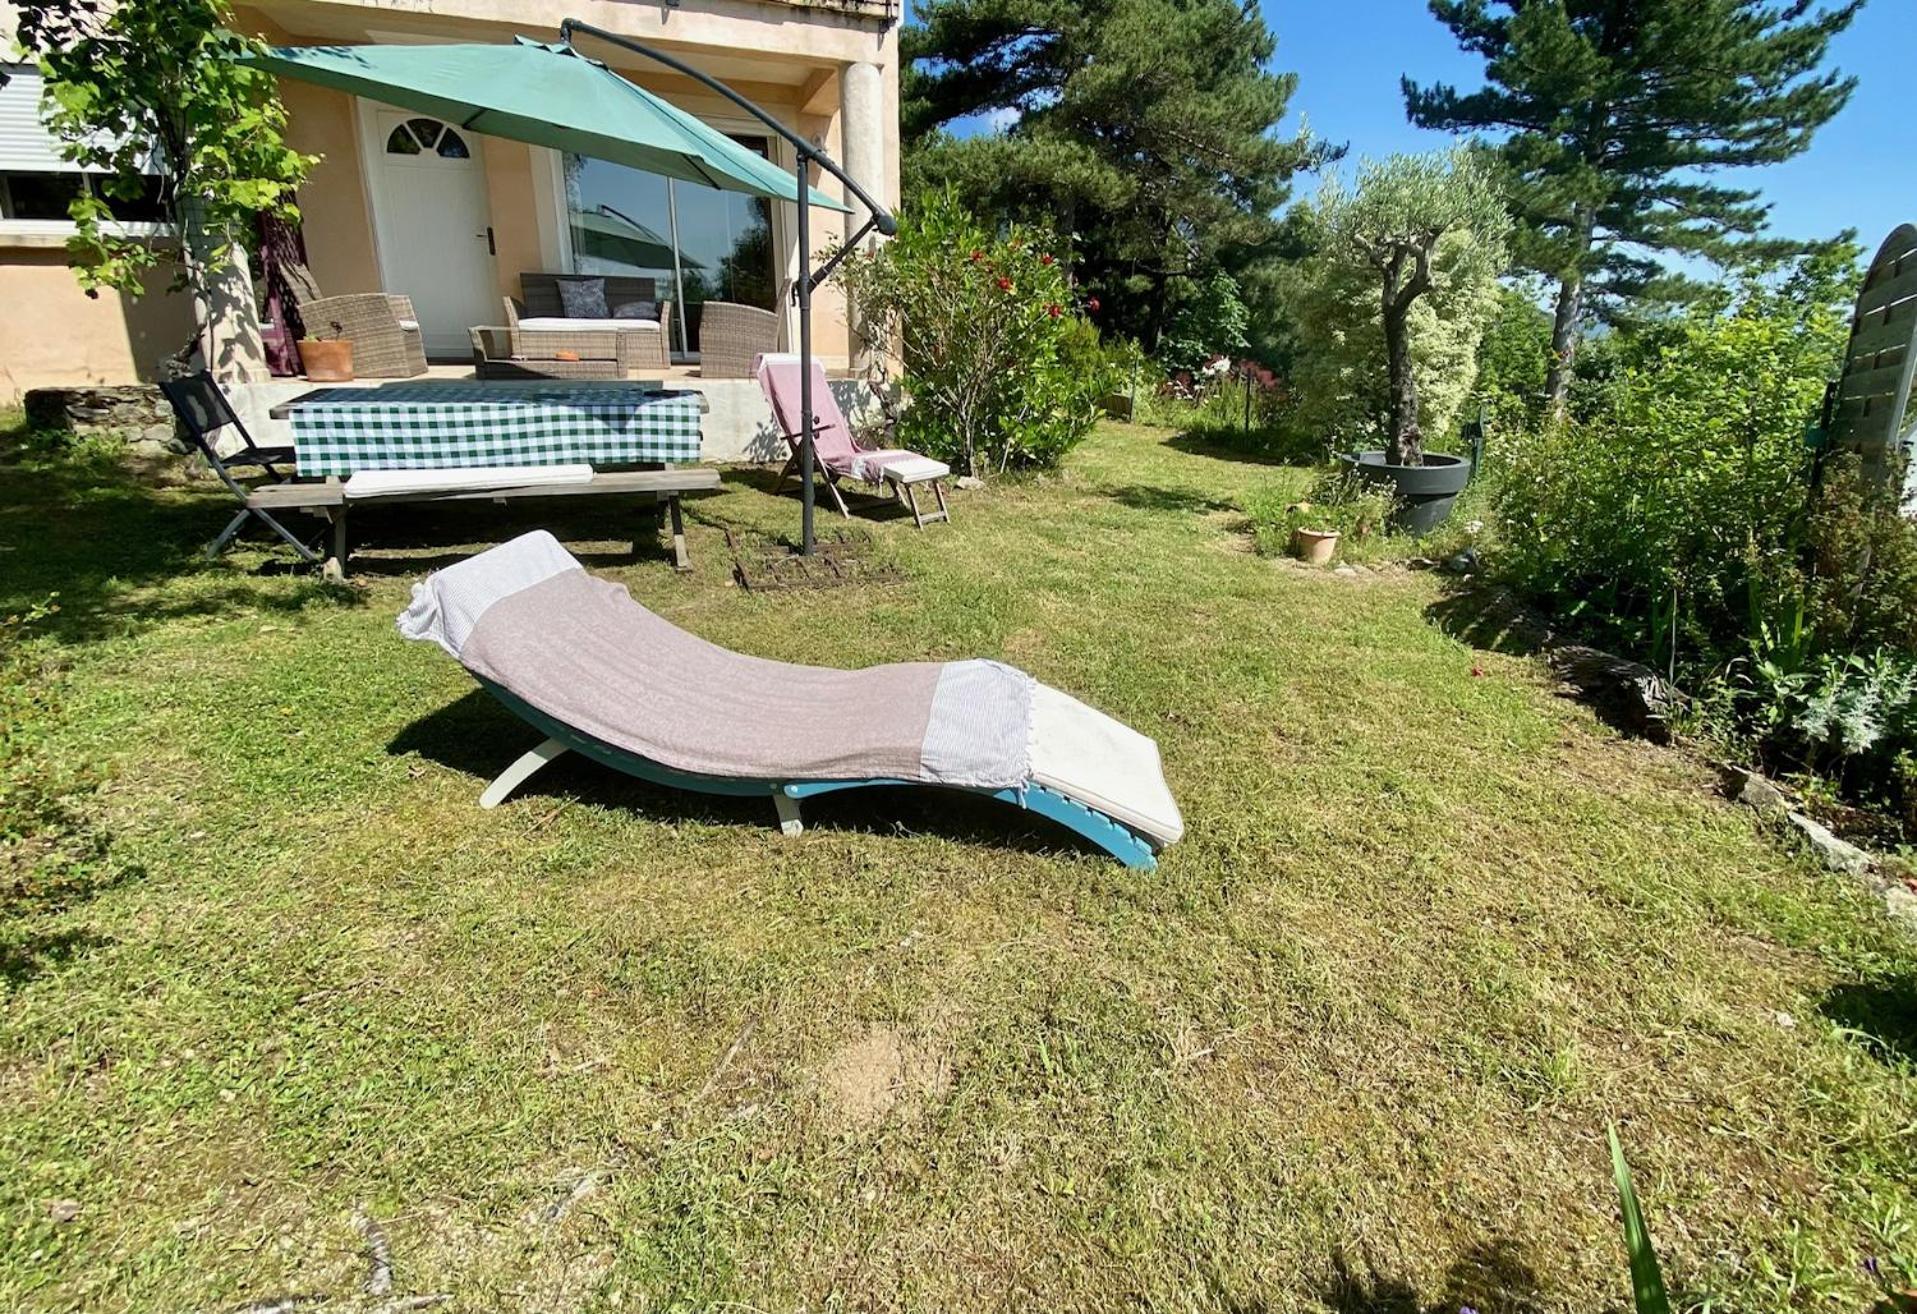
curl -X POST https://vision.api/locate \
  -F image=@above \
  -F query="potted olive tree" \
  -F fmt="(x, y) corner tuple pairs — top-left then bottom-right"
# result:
(1296, 150), (1510, 532)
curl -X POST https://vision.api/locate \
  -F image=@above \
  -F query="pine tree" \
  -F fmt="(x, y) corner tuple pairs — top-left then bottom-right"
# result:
(1404, 0), (1862, 411)
(904, 0), (1321, 351)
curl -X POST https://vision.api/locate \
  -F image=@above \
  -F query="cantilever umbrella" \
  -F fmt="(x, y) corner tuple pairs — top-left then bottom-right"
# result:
(250, 38), (846, 212)
(254, 27), (893, 554)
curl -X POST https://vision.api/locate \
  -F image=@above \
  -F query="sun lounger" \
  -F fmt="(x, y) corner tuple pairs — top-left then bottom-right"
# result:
(756, 353), (952, 528)
(397, 531), (1183, 868)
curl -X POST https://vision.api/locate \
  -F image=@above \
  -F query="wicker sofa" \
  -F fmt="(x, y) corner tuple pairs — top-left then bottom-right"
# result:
(504, 273), (672, 372)
(469, 327), (624, 380)
(301, 293), (428, 378)
(696, 301), (783, 378)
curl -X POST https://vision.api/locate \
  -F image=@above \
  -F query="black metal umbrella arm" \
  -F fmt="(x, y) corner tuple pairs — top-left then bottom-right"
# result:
(561, 19), (897, 556)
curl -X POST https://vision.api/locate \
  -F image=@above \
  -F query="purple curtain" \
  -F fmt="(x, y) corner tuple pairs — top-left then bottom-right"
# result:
(257, 213), (313, 377)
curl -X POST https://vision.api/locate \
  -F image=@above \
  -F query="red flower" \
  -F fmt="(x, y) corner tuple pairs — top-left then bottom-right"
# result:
(1086, 296), (1100, 312)
(996, 276), (1013, 291)
(1040, 253), (1055, 266)
(1046, 303), (1062, 317)
(968, 249), (985, 263)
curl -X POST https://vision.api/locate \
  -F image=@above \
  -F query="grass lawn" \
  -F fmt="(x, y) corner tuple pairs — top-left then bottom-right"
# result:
(4, 418), (1917, 1312)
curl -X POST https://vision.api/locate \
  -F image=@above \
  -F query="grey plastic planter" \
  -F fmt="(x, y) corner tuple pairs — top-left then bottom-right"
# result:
(1341, 450), (1472, 535)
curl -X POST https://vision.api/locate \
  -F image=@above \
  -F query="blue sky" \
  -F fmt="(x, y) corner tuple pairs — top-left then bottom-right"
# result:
(1269, 0), (1914, 255)
(939, 1), (1915, 258)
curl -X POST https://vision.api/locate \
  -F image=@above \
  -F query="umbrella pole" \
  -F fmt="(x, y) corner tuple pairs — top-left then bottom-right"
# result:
(796, 163), (815, 555)
(559, 20), (896, 560)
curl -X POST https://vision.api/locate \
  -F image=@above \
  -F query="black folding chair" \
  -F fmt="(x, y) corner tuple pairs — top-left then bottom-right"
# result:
(159, 373), (321, 565)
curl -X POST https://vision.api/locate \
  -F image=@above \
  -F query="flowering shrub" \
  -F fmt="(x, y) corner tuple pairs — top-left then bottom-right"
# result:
(836, 191), (1117, 474)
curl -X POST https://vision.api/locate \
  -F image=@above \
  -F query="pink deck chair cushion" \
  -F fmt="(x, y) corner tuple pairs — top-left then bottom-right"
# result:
(754, 354), (948, 485)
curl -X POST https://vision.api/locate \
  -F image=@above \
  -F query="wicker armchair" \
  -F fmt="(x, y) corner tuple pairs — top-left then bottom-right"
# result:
(469, 327), (623, 380)
(696, 301), (782, 378)
(302, 293), (427, 378)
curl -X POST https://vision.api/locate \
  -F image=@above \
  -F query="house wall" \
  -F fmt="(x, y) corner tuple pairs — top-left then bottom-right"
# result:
(277, 78), (381, 300)
(0, 244), (195, 397)
(0, 0), (898, 399)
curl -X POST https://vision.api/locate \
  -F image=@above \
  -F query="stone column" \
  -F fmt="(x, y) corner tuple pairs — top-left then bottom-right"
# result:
(841, 60), (886, 375)
(205, 243), (268, 385)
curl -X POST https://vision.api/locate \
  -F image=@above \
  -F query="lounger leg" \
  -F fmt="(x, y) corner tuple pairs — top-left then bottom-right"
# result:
(668, 495), (691, 572)
(773, 791), (803, 837)
(932, 480), (950, 523)
(480, 737), (571, 809)
(772, 453), (797, 492)
(903, 481), (925, 529)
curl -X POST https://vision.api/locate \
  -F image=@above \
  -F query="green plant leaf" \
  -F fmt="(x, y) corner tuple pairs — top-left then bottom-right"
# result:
(1610, 1123), (1672, 1314)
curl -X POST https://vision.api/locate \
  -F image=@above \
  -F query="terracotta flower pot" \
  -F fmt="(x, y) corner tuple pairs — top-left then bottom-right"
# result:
(1290, 527), (1340, 566)
(298, 338), (355, 382)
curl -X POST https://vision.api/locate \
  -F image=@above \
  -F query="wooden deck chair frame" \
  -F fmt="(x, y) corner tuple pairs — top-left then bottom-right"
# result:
(769, 428), (952, 529)
(159, 373), (323, 566)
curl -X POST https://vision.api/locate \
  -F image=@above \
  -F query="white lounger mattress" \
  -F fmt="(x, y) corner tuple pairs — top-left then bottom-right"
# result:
(399, 532), (1184, 849)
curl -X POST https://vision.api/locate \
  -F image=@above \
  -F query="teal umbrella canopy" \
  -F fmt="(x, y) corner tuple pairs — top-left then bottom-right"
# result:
(251, 38), (848, 212)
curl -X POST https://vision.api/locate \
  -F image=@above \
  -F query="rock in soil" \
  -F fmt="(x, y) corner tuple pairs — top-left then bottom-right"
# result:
(1548, 645), (1679, 743)
(1722, 765), (1790, 812)
(1788, 811), (1873, 876)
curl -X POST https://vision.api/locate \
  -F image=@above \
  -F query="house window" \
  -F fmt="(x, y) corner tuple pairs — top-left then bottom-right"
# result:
(1, 64), (166, 230)
(562, 134), (777, 358)
(0, 172), (167, 224)
(387, 118), (471, 160)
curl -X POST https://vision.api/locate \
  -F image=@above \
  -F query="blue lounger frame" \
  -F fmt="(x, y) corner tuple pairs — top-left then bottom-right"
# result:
(474, 681), (1160, 871)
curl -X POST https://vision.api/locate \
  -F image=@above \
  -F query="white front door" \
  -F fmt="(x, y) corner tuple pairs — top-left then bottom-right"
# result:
(365, 108), (497, 357)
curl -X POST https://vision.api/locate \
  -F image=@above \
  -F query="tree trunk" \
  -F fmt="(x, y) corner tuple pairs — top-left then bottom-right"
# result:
(1383, 296), (1423, 467)
(1544, 205), (1595, 417)
(1544, 269), (1584, 418)
(1379, 244), (1430, 467)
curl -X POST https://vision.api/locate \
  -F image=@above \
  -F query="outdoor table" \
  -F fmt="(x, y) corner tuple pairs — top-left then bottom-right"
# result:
(261, 380), (715, 577)
(270, 380), (705, 476)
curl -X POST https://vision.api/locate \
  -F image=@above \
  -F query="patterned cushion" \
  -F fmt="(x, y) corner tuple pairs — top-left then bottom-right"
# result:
(558, 277), (609, 319)
(613, 300), (658, 321)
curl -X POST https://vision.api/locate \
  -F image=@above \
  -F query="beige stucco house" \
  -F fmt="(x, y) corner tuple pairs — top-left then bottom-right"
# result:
(0, 0), (899, 413)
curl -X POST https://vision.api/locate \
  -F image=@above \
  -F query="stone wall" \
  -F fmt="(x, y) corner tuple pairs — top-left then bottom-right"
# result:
(21, 386), (186, 456)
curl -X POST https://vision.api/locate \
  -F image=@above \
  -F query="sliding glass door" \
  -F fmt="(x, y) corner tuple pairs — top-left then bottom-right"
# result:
(563, 135), (777, 359)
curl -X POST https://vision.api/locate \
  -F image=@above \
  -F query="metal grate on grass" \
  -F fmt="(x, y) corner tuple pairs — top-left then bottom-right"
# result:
(725, 526), (905, 591)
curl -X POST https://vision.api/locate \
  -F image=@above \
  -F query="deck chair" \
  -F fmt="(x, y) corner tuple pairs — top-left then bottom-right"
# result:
(159, 373), (321, 566)
(398, 531), (1183, 869)
(755, 353), (952, 528)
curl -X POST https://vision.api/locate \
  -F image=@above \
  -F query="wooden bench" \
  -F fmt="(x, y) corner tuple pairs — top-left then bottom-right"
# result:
(248, 467), (721, 578)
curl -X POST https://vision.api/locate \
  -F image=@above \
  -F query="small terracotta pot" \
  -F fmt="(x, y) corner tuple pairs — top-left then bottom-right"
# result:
(1290, 527), (1340, 566)
(298, 338), (355, 382)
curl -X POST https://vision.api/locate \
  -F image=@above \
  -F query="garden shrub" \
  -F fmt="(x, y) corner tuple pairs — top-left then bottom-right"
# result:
(1494, 271), (1846, 669)
(1142, 361), (1332, 465)
(1488, 256), (1917, 822)
(1159, 271), (1252, 378)
(837, 190), (1117, 475)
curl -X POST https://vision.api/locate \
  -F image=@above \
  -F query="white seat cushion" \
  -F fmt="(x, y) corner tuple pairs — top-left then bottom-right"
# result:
(517, 316), (660, 332)
(850, 452), (950, 485)
(1028, 684), (1184, 847)
(345, 464), (593, 499)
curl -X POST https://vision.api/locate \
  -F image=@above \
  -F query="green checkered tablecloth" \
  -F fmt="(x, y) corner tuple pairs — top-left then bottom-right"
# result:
(289, 382), (703, 476)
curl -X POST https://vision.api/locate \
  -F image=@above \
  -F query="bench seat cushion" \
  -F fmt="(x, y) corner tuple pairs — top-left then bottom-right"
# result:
(345, 464), (593, 499)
